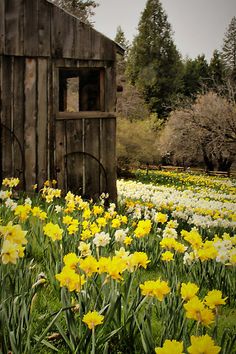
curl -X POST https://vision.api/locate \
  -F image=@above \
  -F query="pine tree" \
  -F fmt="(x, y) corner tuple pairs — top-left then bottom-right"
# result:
(182, 55), (210, 98)
(52, 0), (98, 24)
(114, 26), (127, 90)
(114, 26), (129, 82)
(126, 0), (183, 117)
(222, 16), (236, 82)
(182, 58), (200, 97)
(114, 27), (149, 120)
(209, 50), (225, 87)
(114, 26), (129, 50)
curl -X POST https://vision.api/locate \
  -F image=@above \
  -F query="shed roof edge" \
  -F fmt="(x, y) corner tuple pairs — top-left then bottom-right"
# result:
(45, 0), (125, 55)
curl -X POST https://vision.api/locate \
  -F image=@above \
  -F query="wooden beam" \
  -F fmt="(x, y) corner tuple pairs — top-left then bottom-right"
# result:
(56, 111), (116, 120)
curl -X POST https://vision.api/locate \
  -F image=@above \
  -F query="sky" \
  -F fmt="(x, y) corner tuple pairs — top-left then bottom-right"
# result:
(94, 0), (236, 61)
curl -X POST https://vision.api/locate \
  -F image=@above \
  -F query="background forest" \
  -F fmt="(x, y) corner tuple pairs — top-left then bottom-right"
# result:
(53, 0), (236, 172)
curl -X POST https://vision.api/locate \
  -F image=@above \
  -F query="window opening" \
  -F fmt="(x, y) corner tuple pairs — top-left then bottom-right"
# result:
(59, 68), (103, 112)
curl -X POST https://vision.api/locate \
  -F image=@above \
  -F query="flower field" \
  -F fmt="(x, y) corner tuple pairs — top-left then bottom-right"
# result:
(0, 173), (236, 353)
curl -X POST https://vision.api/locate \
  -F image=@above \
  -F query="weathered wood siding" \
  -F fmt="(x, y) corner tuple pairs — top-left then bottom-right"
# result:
(0, 0), (117, 60)
(0, 0), (119, 200)
(0, 56), (49, 188)
(0, 56), (117, 199)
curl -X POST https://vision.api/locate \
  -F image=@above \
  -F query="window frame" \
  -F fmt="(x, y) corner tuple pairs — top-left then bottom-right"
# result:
(57, 67), (105, 117)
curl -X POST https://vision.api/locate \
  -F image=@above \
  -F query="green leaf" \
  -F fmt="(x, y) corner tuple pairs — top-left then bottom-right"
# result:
(34, 336), (59, 352)
(33, 308), (63, 350)
(55, 321), (75, 351)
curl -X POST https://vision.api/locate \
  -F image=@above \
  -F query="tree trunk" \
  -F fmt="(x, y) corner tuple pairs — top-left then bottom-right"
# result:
(202, 145), (215, 171)
(217, 155), (232, 172)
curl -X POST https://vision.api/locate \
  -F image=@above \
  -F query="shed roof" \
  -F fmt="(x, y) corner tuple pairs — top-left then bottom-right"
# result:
(0, 0), (124, 60)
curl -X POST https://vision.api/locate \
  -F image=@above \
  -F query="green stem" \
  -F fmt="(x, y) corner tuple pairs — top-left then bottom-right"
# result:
(195, 320), (200, 336)
(92, 327), (95, 354)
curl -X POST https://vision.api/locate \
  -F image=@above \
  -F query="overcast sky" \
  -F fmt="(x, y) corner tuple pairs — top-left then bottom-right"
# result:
(94, 0), (236, 61)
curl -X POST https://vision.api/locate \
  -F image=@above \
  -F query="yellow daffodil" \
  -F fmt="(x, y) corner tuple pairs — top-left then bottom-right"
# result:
(14, 204), (31, 221)
(161, 251), (174, 262)
(43, 222), (63, 241)
(155, 212), (168, 224)
(204, 290), (227, 309)
(1, 240), (19, 264)
(184, 296), (215, 326)
(134, 219), (152, 238)
(181, 282), (199, 301)
(2, 177), (20, 188)
(187, 334), (221, 354)
(183, 296), (205, 321)
(63, 253), (80, 269)
(140, 279), (170, 301)
(155, 339), (184, 354)
(79, 256), (98, 277)
(55, 266), (86, 292)
(82, 310), (104, 330)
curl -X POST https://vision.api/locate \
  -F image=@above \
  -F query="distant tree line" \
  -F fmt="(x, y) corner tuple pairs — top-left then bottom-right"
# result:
(114, 1), (236, 172)
(118, 1), (236, 118)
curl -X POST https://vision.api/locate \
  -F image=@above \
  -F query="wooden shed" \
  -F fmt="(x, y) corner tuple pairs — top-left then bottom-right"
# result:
(0, 0), (123, 200)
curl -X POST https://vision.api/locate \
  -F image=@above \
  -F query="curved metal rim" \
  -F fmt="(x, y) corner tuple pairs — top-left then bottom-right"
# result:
(0, 123), (25, 186)
(64, 151), (108, 195)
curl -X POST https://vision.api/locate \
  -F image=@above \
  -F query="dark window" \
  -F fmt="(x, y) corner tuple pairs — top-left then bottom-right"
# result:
(59, 68), (104, 112)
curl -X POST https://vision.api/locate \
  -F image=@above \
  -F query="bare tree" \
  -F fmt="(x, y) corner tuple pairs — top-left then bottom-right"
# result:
(159, 92), (236, 171)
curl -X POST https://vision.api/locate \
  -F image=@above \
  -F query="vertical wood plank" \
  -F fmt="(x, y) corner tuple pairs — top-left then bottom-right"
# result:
(84, 118), (100, 200)
(76, 22), (92, 59)
(63, 16), (76, 58)
(0, 0), (5, 54)
(37, 58), (48, 188)
(5, 0), (24, 55)
(100, 69), (105, 111)
(24, 0), (39, 56)
(50, 61), (60, 180)
(105, 63), (117, 112)
(12, 57), (25, 186)
(0, 56), (2, 182)
(65, 120), (84, 195)
(90, 29), (101, 60)
(38, 0), (51, 56)
(1, 56), (13, 178)
(24, 58), (37, 189)
(55, 120), (66, 191)
(51, 6), (75, 58)
(100, 118), (117, 202)
(100, 34), (116, 61)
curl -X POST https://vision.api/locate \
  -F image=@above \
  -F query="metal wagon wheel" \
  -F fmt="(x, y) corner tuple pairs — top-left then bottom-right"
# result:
(64, 151), (108, 198)
(0, 123), (25, 187)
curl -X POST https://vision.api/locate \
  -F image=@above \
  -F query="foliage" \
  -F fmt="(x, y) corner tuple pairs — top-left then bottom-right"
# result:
(158, 91), (236, 171)
(126, 0), (183, 117)
(114, 26), (129, 51)
(221, 16), (236, 84)
(134, 169), (236, 194)
(117, 116), (162, 168)
(116, 84), (150, 122)
(209, 50), (226, 88)
(182, 55), (210, 99)
(114, 26), (150, 122)
(51, 0), (98, 24)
